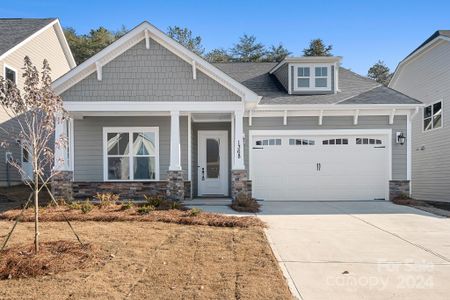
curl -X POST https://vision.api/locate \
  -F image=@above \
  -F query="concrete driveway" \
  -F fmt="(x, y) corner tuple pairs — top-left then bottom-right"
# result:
(258, 201), (450, 300)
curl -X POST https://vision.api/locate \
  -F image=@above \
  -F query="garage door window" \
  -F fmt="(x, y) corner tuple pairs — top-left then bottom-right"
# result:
(356, 138), (382, 145)
(255, 138), (282, 146)
(289, 138), (315, 146)
(322, 138), (348, 145)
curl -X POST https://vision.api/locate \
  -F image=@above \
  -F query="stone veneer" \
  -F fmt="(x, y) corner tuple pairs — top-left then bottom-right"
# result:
(389, 180), (410, 200)
(231, 170), (252, 199)
(166, 170), (185, 201)
(51, 171), (74, 201)
(72, 181), (168, 200)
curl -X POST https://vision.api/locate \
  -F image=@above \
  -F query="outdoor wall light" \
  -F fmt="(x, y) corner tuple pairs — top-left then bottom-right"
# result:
(396, 132), (406, 145)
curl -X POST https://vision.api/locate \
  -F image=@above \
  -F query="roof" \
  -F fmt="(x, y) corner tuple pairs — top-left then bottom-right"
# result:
(0, 18), (56, 56)
(269, 56), (342, 74)
(404, 30), (450, 60)
(213, 62), (421, 105)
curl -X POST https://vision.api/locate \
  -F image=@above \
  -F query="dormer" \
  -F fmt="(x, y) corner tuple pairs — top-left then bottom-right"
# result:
(269, 56), (342, 95)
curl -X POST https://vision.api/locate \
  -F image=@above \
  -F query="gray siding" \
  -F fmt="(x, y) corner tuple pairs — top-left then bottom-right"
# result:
(191, 122), (231, 197)
(273, 63), (289, 92)
(62, 40), (240, 102)
(391, 41), (450, 202)
(73, 116), (188, 181)
(244, 116), (408, 180)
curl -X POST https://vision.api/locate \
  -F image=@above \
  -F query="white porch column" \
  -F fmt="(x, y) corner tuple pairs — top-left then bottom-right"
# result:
(233, 110), (245, 170)
(54, 118), (69, 171)
(169, 110), (182, 171)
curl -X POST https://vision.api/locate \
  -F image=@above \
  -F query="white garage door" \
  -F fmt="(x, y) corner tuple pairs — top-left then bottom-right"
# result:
(250, 132), (390, 201)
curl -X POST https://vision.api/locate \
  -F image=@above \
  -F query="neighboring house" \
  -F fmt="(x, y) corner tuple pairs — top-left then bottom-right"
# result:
(0, 18), (76, 186)
(51, 21), (421, 202)
(390, 30), (450, 202)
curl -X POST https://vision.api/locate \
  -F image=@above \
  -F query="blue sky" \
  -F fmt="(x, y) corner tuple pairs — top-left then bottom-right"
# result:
(2, 0), (449, 75)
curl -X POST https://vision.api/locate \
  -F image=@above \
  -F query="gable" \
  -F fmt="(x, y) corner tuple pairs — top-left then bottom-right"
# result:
(61, 38), (240, 102)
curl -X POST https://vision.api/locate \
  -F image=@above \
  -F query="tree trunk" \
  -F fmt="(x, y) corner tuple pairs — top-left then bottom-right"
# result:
(34, 171), (39, 254)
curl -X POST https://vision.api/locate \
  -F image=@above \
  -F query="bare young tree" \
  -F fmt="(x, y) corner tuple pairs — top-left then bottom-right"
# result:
(0, 56), (68, 253)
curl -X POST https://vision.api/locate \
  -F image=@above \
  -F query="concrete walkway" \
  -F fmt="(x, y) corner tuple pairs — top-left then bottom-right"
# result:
(258, 201), (450, 300)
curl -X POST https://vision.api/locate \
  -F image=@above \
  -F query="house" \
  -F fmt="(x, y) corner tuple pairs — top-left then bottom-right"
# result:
(51, 21), (421, 202)
(0, 18), (76, 185)
(389, 30), (450, 202)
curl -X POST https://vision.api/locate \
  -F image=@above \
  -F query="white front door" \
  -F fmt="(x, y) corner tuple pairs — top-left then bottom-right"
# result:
(20, 142), (33, 181)
(198, 130), (228, 196)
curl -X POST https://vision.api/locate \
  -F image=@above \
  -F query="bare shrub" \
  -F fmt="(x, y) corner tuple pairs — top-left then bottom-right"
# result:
(230, 193), (261, 213)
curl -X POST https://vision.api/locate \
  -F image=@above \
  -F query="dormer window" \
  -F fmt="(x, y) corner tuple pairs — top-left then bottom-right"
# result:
(293, 64), (331, 91)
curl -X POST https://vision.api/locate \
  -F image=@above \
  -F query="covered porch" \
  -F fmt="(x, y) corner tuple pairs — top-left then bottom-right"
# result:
(52, 102), (252, 201)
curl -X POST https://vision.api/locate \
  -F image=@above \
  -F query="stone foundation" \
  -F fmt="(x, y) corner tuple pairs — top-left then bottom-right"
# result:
(389, 180), (410, 201)
(51, 171), (74, 201)
(166, 170), (185, 201)
(231, 169), (252, 199)
(72, 181), (167, 200)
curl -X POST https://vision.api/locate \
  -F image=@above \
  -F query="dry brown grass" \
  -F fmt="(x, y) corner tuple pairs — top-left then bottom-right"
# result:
(0, 221), (293, 299)
(0, 205), (265, 228)
(0, 241), (102, 279)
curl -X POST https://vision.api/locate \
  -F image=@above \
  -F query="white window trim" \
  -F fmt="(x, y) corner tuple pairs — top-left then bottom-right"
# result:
(3, 64), (17, 84)
(422, 99), (443, 133)
(292, 64), (332, 92)
(103, 127), (160, 182)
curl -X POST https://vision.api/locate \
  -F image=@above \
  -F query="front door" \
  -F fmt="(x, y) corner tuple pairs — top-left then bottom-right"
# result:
(198, 131), (228, 196)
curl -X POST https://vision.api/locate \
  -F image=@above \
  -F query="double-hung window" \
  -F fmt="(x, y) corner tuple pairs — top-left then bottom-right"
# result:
(104, 127), (159, 181)
(423, 101), (442, 131)
(293, 64), (330, 91)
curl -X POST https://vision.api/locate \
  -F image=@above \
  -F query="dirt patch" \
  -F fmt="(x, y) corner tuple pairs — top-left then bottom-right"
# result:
(0, 206), (265, 228)
(0, 241), (102, 279)
(0, 221), (292, 299)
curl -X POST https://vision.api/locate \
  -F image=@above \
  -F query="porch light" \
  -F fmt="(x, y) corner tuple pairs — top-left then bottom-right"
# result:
(396, 132), (406, 145)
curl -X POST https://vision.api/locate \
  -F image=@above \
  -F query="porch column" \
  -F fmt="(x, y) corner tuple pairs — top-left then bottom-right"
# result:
(233, 110), (245, 170)
(167, 110), (184, 201)
(52, 117), (73, 200)
(169, 110), (181, 171)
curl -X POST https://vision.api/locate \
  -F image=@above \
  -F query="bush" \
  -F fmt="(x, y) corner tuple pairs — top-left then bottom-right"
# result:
(189, 208), (202, 217)
(95, 193), (120, 208)
(68, 202), (82, 210)
(120, 200), (135, 210)
(80, 199), (94, 214)
(137, 205), (155, 215)
(144, 194), (165, 207)
(230, 193), (261, 213)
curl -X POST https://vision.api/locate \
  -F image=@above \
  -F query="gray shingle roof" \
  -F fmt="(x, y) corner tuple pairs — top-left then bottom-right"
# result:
(213, 62), (421, 105)
(0, 18), (55, 56)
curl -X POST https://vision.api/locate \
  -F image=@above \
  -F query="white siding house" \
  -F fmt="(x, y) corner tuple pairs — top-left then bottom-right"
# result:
(390, 30), (450, 202)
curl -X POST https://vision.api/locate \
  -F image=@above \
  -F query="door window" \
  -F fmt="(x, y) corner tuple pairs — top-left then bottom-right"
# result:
(206, 138), (220, 179)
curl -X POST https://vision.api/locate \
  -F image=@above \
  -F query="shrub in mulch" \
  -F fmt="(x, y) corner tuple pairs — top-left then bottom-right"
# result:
(392, 193), (431, 207)
(230, 193), (261, 213)
(0, 241), (101, 280)
(0, 205), (265, 228)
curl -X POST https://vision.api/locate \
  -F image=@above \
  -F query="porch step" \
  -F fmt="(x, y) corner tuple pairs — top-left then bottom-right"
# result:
(183, 198), (232, 206)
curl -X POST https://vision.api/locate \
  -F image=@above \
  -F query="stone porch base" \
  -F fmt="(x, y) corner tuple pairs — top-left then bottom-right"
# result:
(231, 169), (252, 199)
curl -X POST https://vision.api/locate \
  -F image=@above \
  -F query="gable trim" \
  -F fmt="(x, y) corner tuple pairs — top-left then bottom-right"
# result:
(52, 21), (261, 103)
(389, 36), (450, 88)
(0, 19), (76, 69)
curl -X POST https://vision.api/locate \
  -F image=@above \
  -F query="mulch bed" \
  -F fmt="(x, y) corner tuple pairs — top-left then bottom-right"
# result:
(0, 206), (265, 228)
(0, 241), (101, 280)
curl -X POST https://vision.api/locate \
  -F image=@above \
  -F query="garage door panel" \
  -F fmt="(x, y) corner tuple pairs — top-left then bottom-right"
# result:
(251, 134), (389, 201)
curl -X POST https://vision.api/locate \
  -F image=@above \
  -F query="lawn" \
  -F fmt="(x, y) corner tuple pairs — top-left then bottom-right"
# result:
(0, 220), (293, 299)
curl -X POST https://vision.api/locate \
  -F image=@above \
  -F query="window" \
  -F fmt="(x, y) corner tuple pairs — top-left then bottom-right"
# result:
(297, 67), (310, 88)
(424, 101), (442, 131)
(322, 138), (348, 145)
(294, 64), (330, 91)
(315, 67), (328, 87)
(255, 138), (282, 146)
(104, 127), (159, 181)
(289, 138), (315, 146)
(356, 138), (382, 145)
(4, 66), (16, 84)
